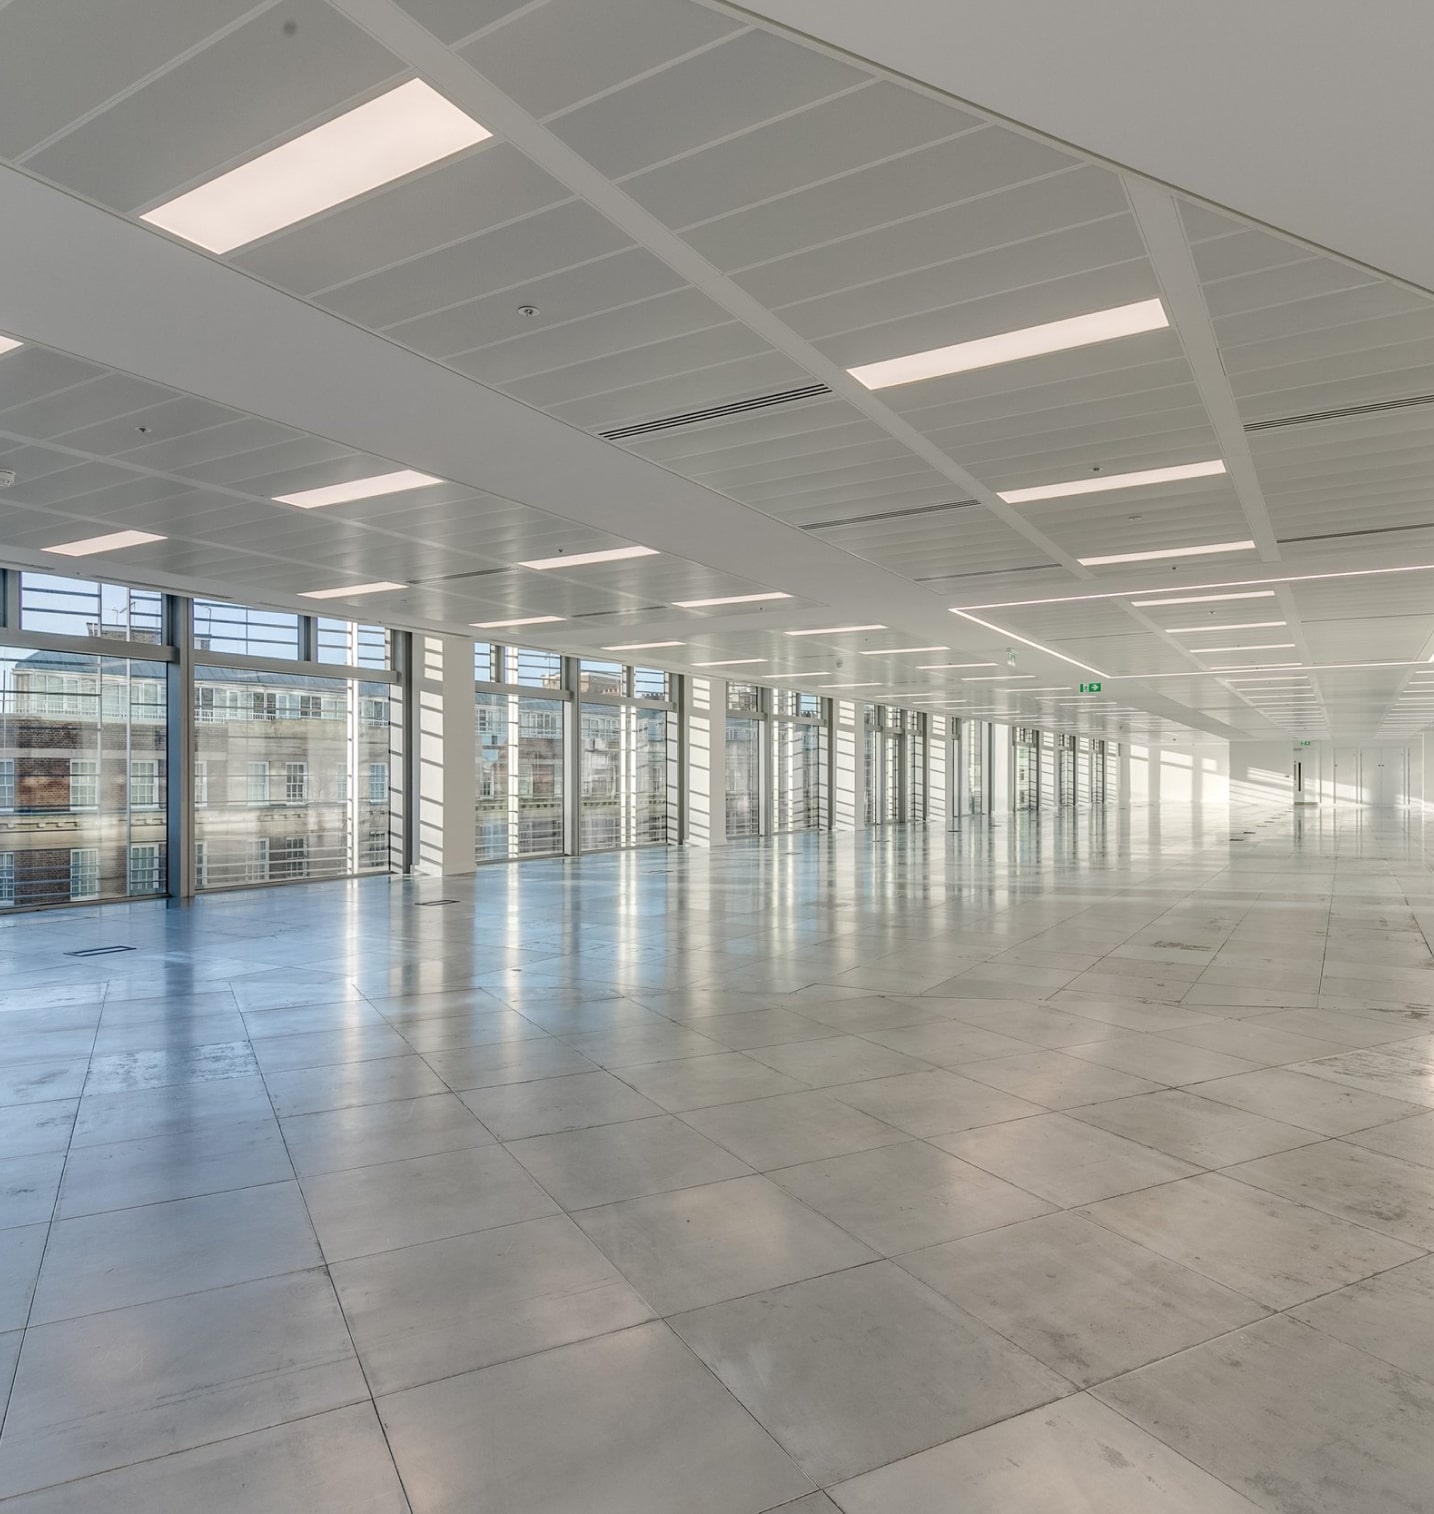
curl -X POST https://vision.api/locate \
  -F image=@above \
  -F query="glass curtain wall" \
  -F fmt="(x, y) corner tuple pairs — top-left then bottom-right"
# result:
(906, 711), (926, 823)
(1013, 726), (1039, 811)
(475, 645), (565, 862)
(1059, 734), (1077, 806)
(726, 682), (764, 840)
(579, 663), (673, 850)
(966, 719), (987, 814)
(1039, 729), (1057, 808)
(0, 644), (167, 907)
(771, 689), (825, 832)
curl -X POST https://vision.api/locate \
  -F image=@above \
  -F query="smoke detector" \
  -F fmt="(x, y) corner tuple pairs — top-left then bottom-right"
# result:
(0, 469), (15, 488)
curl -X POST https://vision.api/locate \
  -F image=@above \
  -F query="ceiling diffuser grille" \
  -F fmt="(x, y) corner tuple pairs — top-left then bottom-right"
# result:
(1246, 392), (1434, 432)
(802, 500), (976, 531)
(599, 384), (832, 440)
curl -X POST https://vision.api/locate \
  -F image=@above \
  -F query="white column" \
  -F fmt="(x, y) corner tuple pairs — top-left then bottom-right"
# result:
(831, 698), (865, 832)
(990, 721), (1012, 813)
(686, 675), (726, 847)
(414, 633), (475, 877)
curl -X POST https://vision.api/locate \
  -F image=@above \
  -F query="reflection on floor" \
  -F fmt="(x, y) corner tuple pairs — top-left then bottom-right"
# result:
(3, 804), (1434, 1511)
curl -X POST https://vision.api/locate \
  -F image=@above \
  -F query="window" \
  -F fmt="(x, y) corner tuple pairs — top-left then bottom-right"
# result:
(0, 852), (13, 907)
(474, 693), (564, 860)
(336, 764), (349, 803)
(316, 618), (387, 669)
(367, 762), (388, 804)
(272, 836), (308, 880)
(195, 840), (208, 889)
(0, 759), (13, 811)
(246, 838), (270, 882)
(360, 696), (388, 728)
(128, 843), (162, 895)
(285, 761), (309, 804)
(70, 759), (99, 811)
(20, 573), (161, 640)
(365, 829), (388, 869)
(727, 682), (761, 713)
(194, 760), (209, 808)
(633, 667), (670, 702)
(70, 848), (100, 901)
(578, 659), (624, 695)
(246, 761), (270, 805)
(194, 600), (300, 660)
(130, 759), (159, 810)
(506, 647), (561, 688)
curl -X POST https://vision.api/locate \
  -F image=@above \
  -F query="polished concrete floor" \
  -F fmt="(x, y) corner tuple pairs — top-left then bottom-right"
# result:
(3, 804), (1434, 1511)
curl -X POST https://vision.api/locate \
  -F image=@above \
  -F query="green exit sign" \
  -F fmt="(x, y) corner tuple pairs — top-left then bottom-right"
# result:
(1079, 682), (1102, 693)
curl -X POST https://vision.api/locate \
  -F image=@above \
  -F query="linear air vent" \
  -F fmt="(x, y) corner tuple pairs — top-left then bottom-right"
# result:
(599, 384), (832, 441)
(65, 944), (137, 957)
(1279, 520), (1434, 547)
(572, 604), (667, 620)
(802, 500), (976, 532)
(410, 567), (511, 585)
(914, 563), (1061, 584)
(1245, 392), (1434, 432)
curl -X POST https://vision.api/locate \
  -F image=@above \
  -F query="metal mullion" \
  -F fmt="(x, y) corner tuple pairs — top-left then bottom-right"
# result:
(164, 594), (195, 901)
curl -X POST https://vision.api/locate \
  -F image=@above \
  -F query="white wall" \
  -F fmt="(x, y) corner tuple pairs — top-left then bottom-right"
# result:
(1125, 742), (1230, 805)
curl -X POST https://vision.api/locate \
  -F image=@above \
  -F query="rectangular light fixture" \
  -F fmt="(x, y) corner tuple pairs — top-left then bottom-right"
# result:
(472, 615), (565, 629)
(46, 530), (165, 557)
(693, 658), (768, 668)
(275, 469), (441, 509)
(949, 609), (1106, 677)
(0, 336), (21, 357)
(917, 662), (996, 670)
(1191, 643), (1297, 654)
(602, 641), (686, 651)
(848, 298), (1168, 390)
(300, 581), (405, 599)
(963, 674), (1035, 681)
(1080, 539), (1254, 567)
(859, 646), (948, 656)
(1209, 662), (1301, 671)
(825, 682), (881, 689)
(673, 592), (792, 608)
(784, 625), (886, 637)
(1167, 621), (1286, 633)
(1000, 459), (1226, 506)
(142, 80), (492, 254)
(1130, 590), (1276, 607)
(520, 546), (658, 570)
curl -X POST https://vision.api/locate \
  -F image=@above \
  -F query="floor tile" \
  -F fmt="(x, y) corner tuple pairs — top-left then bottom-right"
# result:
(1292, 1041), (1434, 1107)
(1241, 1007), (1416, 1047)
(789, 998), (947, 1035)
(389, 1010), (549, 1054)
(458, 1069), (664, 1139)
(826, 1067), (1044, 1137)
(249, 1023), (414, 1073)
(332, 1212), (653, 1393)
(1068, 1089), (1318, 1167)
(1289, 1254), (1434, 1384)
(420, 1038), (595, 1089)
(1094, 1314), (1434, 1514)
(0, 1404), (410, 1514)
(1063, 1032), (1260, 1085)
(1193, 1065), (1427, 1133)
(0, 1270), (366, 1498)
(671, 1262), (1069, 1485)
(1225, 1138), (1434, 1246)
(575, 1174), (876, 1313)
(55, 1114), (291, 1218)
(681, 1008), (840, 1049)
(1081, 1170), (1422, 1309)
(1342, 1108), (1434, 1166)
(1161, 1020), (1346, 1066)
(936, 1112), (1199, 1206)
(30, 1182), (321, 1323)
(857, 1019), (1035, 1066)
(615, 1050), (809, 1111)
(679, 1090), (905, 1169)
(959, 1050), (1162, 1109)
(0, 1061), (88, 1108)
(560, 1023), (726, 1067)
(89, 1012), (249, 1053)
(898, 1210), (1266, 1387)
(0, 1225), (47, 1332)
(69, 1074), (274, 1146)
(82, 1041), (259, 1094)
(828, 1394), (1263, 1513)
(301, 1144), (557, 1262)
(746, 1036), (934, 1087)
(378, 1320), (811, 1514)
(771, 1140), (1052, 1254)
(280, 1091), (495, 1176)
(507, 1114), (751, 1209)
(945, 1001), (1125, 1049)
(264, 1054), (449, 1118)
(240, 1002), (386, 1038)
(0, 1153), (64, 1230)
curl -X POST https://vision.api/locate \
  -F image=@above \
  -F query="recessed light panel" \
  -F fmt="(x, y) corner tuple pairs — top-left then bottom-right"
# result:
(275, 469), (441, 509)
(917, 662), (997, 670)
(673, 592), (792, 608)
(859, 646), (948, 656)
(0, 336), (21, 357)
(472, 615), (565, 629)
(602, 641), (685, 651)
(848, 298), (1168, 390)
(46, 530), (165, 557)
(1167, 621), (1286, 633)
(142, 81), (492, 253)
(1001, 459), (1226, 505)
(1079, 539), (1254, 567)
(784, 625), (885, 637)
(692, 658), (767, 667)
(520, 546), (658, 570)
(1190, 643), (1297, 654)
(300, 582), (404, 599)
(1130, 590), (1276, 607)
